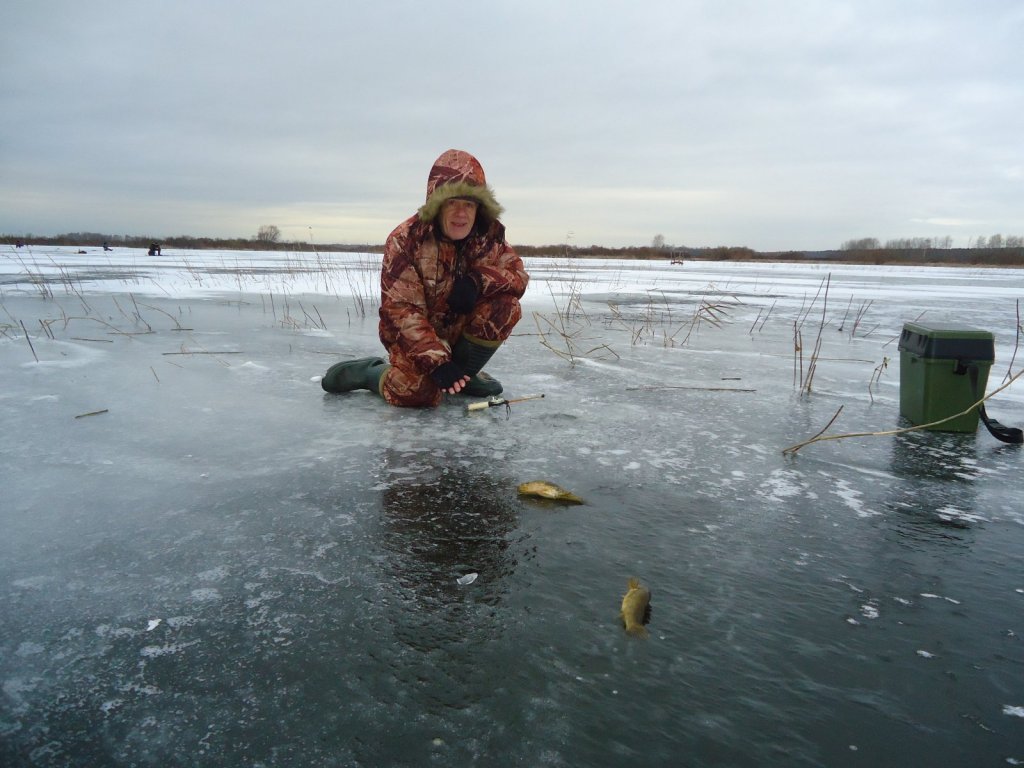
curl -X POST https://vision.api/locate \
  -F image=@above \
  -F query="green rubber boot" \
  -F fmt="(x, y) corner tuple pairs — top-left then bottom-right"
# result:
(452, 335), (503, 396)
(321, 357), (387, 395)
(463, 370), (503, 397)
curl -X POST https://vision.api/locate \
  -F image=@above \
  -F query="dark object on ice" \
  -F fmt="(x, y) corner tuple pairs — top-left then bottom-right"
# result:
(103, 242), (112, 251)
(467, 393), (545, 415)
(898, 322), (992, 433)
(460, 370), (503, 398)
(321, 357), (388, 395)
(517, 479), (583, 503)
(898, 322), (1021, 443)
(15, 239), (25, 248)
(319, 149), (528, 408)
(620, 577), (652, 638)
(148, 242), (161, 256)
(965, 361), (1023, 444)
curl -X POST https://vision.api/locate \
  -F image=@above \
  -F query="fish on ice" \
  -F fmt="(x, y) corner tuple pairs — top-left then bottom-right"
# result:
(620, 577), (651, 638)
(517, 480), (584, 504)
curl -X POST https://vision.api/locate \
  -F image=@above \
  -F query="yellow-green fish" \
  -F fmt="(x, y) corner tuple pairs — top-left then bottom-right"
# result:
(517, 480), (584, 504)
(620, 577), (651, 638)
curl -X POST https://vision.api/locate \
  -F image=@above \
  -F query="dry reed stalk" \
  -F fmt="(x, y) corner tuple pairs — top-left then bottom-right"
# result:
(837, 296), (854, 333)
(74, 409), (109, 419)
(63, 315), (144, 337)
(137, 301), (190, 330)
(626, 385), (756, 392)
(803, 274), (830, 393)
(782, 367), (1024, 455)
(749, 301), (778, 335)
(20, 320), (38, 362)
(162, 350), (243, 356)
(849, 300), (873, 337)
(129, 293), (153, 332)
(749, 307), (765, 334)
(793, 321), (803, 388)
(1003, 298), (1021, 384)
(532, 310), (617, 366)
(868, 357), (889, 404)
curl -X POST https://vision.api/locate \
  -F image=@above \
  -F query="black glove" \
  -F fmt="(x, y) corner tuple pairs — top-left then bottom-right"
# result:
(447, 274), (479, 315)
(430, 361), (467, 391)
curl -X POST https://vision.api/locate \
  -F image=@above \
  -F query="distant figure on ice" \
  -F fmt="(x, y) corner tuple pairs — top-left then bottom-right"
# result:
(148, 242), (161, 256)
(320, 149), (529, 407)
(103, 242), (113, 251)
(15, 239), (25, 248)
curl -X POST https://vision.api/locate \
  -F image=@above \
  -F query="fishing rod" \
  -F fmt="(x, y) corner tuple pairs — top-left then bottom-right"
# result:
(466, 393), (545, 416)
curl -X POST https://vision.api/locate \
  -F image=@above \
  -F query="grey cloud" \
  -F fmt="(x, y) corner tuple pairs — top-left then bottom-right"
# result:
(2, 0), (1022, 248)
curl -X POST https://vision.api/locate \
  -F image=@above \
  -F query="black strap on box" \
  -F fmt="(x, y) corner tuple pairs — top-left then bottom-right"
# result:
(962, 362), (1023, 444)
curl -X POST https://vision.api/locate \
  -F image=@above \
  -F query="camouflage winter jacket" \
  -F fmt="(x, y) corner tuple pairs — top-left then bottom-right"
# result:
(378, 150), (529, 376)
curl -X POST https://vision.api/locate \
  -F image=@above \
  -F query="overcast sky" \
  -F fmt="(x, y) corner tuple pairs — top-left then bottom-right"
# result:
(2, 1), (1022, 250)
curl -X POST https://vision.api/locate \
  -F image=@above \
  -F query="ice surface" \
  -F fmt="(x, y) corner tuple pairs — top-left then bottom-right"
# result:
(2, 245), (1024, 766)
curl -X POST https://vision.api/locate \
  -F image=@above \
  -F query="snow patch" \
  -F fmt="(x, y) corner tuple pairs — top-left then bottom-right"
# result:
(190, 588), (222, 602)
(140, 640), (200, 658)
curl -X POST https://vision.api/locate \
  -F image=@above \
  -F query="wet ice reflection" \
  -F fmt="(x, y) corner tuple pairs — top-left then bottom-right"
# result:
(2, 249), (1023, 766)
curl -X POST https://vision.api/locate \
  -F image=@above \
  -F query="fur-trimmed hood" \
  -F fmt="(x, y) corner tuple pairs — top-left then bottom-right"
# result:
(417, 149), (504, 224)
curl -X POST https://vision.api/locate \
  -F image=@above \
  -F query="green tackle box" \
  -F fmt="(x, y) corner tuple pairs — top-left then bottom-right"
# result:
(897, 322), (994, 432)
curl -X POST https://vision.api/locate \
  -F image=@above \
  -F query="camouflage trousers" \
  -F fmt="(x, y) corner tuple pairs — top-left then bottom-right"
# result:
(381, 293), (522, 407)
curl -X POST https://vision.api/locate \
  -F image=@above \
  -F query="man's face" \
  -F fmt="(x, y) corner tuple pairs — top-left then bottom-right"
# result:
(440, 198), (478, 241)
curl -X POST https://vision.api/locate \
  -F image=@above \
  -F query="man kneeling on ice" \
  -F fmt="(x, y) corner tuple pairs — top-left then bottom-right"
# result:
(321, 149), (529, 407)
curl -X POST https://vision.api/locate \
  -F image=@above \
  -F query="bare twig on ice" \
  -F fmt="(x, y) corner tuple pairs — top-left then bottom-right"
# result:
(162, 350), (243, 355)
(783, 368), (1024, 455)
(626, 385), (756, 393)
(74, 409), (109, 419)
(20, 320), (38, 362)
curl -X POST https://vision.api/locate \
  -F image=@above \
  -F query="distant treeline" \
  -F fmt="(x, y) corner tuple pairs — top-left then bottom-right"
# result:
(1, 232), (383, 253)
(4, 232), (1024, 266)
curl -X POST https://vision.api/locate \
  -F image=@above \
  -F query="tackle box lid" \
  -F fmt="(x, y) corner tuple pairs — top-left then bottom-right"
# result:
(898, 321), (994, 361)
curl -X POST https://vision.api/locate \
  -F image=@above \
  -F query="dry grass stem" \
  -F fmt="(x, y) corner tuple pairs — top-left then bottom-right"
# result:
(162, 349), (243, 356)
(868, 357), (889, 403)
(782, 367), (1024, 455)
(137, 300), (190, 330)
(74, 409), (109, 419)
(1003, 298), (1021, 384)
(626, 385), (756, 393)
(792, 274), (830, 394)
(533, 310), (618, 366)
(20, 320), (39, 362)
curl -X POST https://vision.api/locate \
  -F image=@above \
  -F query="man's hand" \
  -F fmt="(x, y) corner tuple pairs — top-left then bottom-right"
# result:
(442, 374), (472, 394)
(430, 362), (471, 394)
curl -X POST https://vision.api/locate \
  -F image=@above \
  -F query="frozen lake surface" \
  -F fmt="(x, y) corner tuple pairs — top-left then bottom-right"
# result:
(2, 247), (1023, 766)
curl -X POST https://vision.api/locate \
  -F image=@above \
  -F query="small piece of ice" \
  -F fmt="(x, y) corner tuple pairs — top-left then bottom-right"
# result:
(311, 375), (323, 383)
(146, 619), (161, 632)
(456, 573), (478, 586)
(1003, 705), (1024, 718)
(916, 650), (935, 658)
